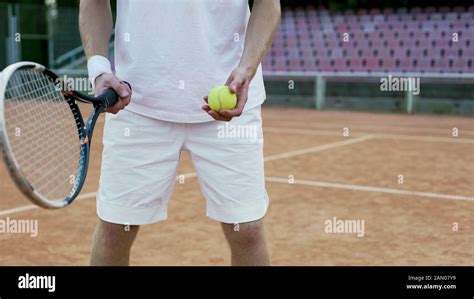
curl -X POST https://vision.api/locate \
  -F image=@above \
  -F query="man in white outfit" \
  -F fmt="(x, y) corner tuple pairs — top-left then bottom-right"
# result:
(79, 0), (280, 266)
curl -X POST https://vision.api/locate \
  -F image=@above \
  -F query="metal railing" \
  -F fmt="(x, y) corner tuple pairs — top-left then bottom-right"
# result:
(264, 71), (474, 114)
(54, 32), (115, 69)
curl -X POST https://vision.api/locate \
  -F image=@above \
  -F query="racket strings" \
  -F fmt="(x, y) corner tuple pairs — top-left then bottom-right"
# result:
(4, 69), (81, 201)
(6, 71), (80, 198)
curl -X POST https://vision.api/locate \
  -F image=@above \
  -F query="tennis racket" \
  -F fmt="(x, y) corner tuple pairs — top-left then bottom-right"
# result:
(0, 61), (129, 209)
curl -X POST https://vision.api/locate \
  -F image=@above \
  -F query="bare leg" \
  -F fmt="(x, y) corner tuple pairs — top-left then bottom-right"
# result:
(221, 219), (270, 266)
(90, 219), (139, 266)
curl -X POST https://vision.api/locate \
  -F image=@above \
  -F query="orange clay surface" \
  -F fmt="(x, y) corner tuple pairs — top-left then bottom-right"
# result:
(0, 108), (473, 265)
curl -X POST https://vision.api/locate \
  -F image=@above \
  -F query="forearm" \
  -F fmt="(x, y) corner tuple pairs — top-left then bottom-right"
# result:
(239, 0), (281, 78)
(79, 0), (113, 58)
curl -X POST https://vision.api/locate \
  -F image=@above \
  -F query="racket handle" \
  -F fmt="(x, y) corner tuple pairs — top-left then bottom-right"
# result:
(97, 88), (119, 109)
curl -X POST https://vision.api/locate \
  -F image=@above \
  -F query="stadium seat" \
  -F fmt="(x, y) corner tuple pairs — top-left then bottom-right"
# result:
(263, 5), (474, 74)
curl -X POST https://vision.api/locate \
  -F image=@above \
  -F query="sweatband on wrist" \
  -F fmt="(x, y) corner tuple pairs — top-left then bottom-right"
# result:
(87, 55), (113, 89)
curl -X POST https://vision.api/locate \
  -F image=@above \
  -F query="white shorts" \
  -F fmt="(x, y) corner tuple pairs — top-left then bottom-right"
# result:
(97, 106), (269, 225)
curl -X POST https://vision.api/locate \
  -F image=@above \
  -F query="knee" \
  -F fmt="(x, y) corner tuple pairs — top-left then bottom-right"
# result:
(95, 220), (139, 246)
(225, 222), (265, 249)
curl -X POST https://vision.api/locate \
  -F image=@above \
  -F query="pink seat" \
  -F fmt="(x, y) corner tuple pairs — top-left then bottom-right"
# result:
(414, 14), (428, 22)
(460, 13), (474, 21)
(386, 39), (400, 48)
(335, 24), (351, 32)
(381, 59), (395, 71)
(445, 13), (458, 21)
(360, 15), (372, 23)
(330, 48), (344, 59)
(465, 50), (474, 60)
(266, 5), (474, 74)
(414, 58), (433, 71)
(453, 21), (468, 29)
(326, 39), (339, 48)
(405, 21), (420, 31)
(377, 47), (392, 58)
(416, 39), (432, 48)
(408, 47), (425, 58)
(316, 58), (333, 71)
(366, 58), (382, 72)
(392, 47), (407, 59)
(351, 59), (366, 71)
(333, 59), (346, 71)
(273, 59), (287, 71)
(452, 58), (467, 71)
(434, 58), (449, 71)
(400, 38), (417, 48)
(434, 39), (450, 47)
(421, 22), (436, 31)
(369, 39), (384, 49)
(398, 31), (412, 39)
(437, 21), (451, 31)
(430, 13), (443, 21)
(444, 48), (461, 58)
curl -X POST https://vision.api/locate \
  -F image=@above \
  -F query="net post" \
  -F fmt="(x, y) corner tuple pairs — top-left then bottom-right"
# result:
(315, 75), (326, 110)
(406, 78), (415, 114)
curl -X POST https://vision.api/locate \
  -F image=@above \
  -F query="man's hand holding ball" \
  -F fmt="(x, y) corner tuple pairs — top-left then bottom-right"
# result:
(203, 67), (252, 122)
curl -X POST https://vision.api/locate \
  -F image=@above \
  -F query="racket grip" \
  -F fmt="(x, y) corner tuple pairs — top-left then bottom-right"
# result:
(98, 88), (119, 109)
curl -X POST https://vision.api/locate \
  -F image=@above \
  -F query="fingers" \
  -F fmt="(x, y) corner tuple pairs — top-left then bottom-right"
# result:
(228, 73), (245, 94)
(219, 82), (248, 119)
(202, 83), (247, 121)
(96, 75), (132, 114)
(104, 77), (132, 114)
(201, 104), (211, 112)
(109, 79), (130, 98)
(201, 104), (232, 121)
(119, 82), (132, 106)
(204, 67), (251, 121)
(104, 101), (125, 114)
(208, 110), (232, 121)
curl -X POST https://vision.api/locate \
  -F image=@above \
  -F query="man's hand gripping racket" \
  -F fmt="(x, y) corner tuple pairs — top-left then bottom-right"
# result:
(0, 62), (131, 209)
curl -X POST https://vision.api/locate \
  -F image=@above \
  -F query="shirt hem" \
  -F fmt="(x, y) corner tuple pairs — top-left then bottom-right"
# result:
(124, 92), (266, 123)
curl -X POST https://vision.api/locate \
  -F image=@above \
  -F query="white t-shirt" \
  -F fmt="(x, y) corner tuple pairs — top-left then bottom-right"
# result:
(114, 0), (266, 123)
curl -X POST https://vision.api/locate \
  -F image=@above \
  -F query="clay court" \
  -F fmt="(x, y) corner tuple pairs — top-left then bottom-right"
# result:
(0, 107), (473, 266)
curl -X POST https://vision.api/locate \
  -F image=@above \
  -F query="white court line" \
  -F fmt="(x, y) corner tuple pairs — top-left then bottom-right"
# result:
(264, 135), (374, 162)
(4, 174), (469, 218)
(264, 127), (474, 144)
(0, 192), (97, 217)
(265, 177), (474, 202)
(264, 119), (474, 136)
(374, 133), (474, 144)
(0, 136), (373, 217)
(264, 127), (341, 137)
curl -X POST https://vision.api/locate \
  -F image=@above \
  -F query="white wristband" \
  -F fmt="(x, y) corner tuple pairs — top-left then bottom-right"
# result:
(87, 55), (113, 89)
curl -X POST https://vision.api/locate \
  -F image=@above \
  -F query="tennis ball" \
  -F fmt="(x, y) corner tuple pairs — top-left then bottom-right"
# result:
(208, 85), (237, 112)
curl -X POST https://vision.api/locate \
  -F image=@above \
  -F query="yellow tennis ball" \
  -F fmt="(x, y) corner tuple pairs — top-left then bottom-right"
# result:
(208, 85), (237, 112)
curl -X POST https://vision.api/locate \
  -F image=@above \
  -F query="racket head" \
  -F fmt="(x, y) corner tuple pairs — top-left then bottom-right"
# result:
(0, 62), (88, 209)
